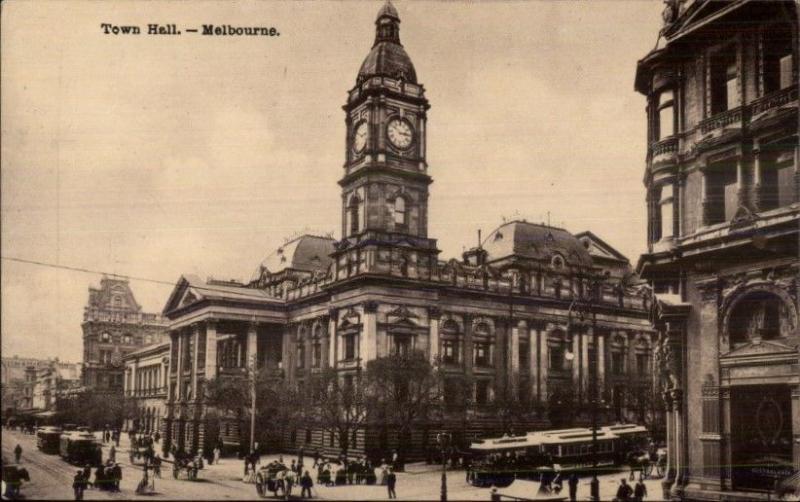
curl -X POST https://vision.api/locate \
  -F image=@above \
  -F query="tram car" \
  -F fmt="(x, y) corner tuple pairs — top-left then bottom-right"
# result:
(59, 431), (102, 466)
(468, 424), (648, 487)
(36, 426), (63, 454)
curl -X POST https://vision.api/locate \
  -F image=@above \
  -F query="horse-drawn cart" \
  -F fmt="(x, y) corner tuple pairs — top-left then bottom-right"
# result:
(168, 457), (200, 481)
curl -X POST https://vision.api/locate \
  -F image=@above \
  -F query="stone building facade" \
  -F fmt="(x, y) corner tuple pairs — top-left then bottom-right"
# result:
(82, 277), (167, 392)
(122, 342), (169, 434)
(161, 2), (655, 460)
(635, 1), (798, 499)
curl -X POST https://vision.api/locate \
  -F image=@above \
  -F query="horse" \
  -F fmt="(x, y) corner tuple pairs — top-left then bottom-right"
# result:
(2, 466), (30, 499)
(626, 450), (652, 481)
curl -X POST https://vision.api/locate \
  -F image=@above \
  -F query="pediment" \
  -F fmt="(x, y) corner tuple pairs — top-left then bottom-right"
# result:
(721, 338), (796, 359)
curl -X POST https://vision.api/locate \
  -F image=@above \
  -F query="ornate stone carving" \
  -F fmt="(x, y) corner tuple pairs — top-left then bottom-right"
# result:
(363, 301), (380, 313)
(428, 306), (442, 320)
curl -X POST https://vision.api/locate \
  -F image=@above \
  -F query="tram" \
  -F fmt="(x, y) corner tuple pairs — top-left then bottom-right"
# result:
(36, 426), (63, 454)
(59, 431), (102, 466)
(468, 424), (648, 487)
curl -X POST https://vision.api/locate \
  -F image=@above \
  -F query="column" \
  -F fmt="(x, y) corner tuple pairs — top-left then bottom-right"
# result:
(662, 391), (675, 500)
(131, 357), (139, 398)
(571, 332), (580, 388)
(176, 329), (184, 400)
(736, 158), (747, 208)
(205, 321), (217, 380)
(581, 331), (589, 403)
(539, 324), (550, 402)
(792, 385), (800, 472)
(328, 311), (338, 368)
(670, 388), (685, 498)
(428, 308), (441, 365)
(247, 322), (258, 369)
(510, 321), (520, 398)
(531, 325), (540, 402)
(597, 333), (605, 394)
(191, 325), (200, 401)
(361, 302), (378, 364)
(752, 147), (763, 210)
(720, 387), (732, 489)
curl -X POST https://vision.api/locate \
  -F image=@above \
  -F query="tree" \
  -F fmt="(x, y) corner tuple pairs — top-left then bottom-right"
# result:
(306, 368), (369, 461)
(365, 350), (442, 460)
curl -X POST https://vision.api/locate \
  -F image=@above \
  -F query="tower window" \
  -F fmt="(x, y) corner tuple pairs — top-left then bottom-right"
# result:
(393, 197), (407, 229)
(656, 90), (675, 140)
(348, 195), (361, 235)
(709, 45), (739, 115)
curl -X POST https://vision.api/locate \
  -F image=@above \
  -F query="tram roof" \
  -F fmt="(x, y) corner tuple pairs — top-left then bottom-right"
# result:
(600, 424), (648, 435)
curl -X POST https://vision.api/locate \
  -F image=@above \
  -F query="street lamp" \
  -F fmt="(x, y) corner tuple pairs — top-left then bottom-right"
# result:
(437, 432), (451, 502)
(568, 270), (610, 502)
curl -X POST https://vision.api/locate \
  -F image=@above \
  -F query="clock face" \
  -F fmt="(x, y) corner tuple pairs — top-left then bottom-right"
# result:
(353, 122), (368, 153)
(386, 118), (414, 150)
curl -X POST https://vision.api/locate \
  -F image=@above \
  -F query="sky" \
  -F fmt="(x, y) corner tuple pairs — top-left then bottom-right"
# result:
(1, 0), (664, 363)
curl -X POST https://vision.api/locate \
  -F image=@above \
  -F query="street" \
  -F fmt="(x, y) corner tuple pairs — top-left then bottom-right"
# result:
(2, 428), (665, 501)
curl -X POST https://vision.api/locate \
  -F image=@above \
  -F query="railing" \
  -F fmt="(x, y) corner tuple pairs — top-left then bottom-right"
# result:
(650, 137), (679, 158)
(751, 85), (798, 116)
(700, 106), (745, 134)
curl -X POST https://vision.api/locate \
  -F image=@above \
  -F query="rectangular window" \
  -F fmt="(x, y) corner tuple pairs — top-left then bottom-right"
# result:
(343, 334), (357, 360)
(657, 90), (674, 140)
(710, 46), (738, 115)
(475, 380), (490, 406)
(442, 339), (459, 364)
(519, 341), (530, 372)
(705, 166), (737, 224)
(636, 353), (649, 376)
(312, 342), (321, 368)
(659, 184), (674, 240)
(611, 352), (625, 376)
(473, 342), (491, 367)
(393, 335), (411, 356)
(549, 345), (564, 371)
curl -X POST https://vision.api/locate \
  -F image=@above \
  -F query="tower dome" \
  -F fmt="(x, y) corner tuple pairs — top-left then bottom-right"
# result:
(357, 1), (417, 84)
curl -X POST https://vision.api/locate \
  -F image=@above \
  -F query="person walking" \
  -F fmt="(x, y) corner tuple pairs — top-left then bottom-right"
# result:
(615, 478), (633, 502)
(73, 470), (87, 500)
(213, 445), (221, 465)
(386, 468), (397, 499)
(568, 472), (579, 502)
(300, 470), (313, 498)
(13, 444), (22, 463)
(111, 463), (122, 492)
(108, 444), (116, 463)
(633, 478), (648, 502)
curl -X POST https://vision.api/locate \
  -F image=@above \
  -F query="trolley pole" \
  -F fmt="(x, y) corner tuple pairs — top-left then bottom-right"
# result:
(437, 432), (451, 502)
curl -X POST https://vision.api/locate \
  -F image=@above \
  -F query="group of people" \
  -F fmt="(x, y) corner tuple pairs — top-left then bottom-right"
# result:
(72, 461), (123, 499)
(614, 477), (648, 502)
(100, 426), (121, 447)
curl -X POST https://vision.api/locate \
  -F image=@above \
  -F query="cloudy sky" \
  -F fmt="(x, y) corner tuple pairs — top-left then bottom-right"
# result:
(1, 0), (663, 362)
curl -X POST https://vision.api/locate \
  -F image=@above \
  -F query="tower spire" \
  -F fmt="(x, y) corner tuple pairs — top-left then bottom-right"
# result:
(374, 0), (401, 46)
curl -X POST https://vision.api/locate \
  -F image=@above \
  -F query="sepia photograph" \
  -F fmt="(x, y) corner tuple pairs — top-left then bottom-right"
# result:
(1, 0), (798, 500)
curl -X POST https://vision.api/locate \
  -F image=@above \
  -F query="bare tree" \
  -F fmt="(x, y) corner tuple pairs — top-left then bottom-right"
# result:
(306, 368), (369, 461)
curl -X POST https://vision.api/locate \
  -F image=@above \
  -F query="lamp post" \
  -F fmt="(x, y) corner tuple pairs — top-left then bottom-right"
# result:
(437, 432), (451, 502)
(249, 354), (256, 453)
(568, 270), (609, 502)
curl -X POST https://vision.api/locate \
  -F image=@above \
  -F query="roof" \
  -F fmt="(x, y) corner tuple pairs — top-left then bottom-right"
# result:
(123, 341), (170, 360)
(162, 274), (282, 316)
(258, 235), (335, 274)
(573, 231), (629, 263)
(481, 221), (594, 268)
(357, 2), (417, 84)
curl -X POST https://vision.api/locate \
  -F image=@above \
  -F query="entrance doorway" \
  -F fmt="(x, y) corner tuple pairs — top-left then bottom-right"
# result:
(730, 385), (794, 491)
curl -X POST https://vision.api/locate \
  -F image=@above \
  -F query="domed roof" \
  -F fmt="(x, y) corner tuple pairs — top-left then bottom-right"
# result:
(481, 221), (594, 268)
(258, 235), (335, 274)
(357, 1), (417, 84)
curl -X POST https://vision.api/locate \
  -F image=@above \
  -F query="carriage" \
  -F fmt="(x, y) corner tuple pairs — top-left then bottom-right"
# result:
(171, 457), (200, 481)
(36, 426), (63, 454)
(254, 462), (294, 498)
(59, 431), (102, 466)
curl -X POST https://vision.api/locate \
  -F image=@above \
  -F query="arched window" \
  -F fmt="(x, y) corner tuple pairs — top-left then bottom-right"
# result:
(113, 296), (122, 308)
(441, 320), (460, 365)
(728, 291), (785, 346)
(393, 196), (407, 228)
(348, 195), (361, 235)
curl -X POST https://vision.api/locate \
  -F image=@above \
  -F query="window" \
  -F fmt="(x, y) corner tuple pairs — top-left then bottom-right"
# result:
(710, 46), (739, 115)
(343, 333), (357, 360)
(657, 90), (675, 140)
(312, 341), (321, 368)
(442, 339), (459, 364)
(473, 342), (491, 367)
(611, 352), (625, 375)
(101, 332), (111, 343)
(763, 25), (795, 94)
(704, 165), (737, 225)
(657, 184), (674, 240)
(475, 380), (490, 406)
(549, 345), (564, 371)
(122, 334), (132, 345)
(393, 334), (412, 356)
(519, 340), (530, 372)
(636, 353), (650, 376)
(729, 291), (785, 346)
(296, 343), (305, 369)
(393, 196), (407, 228)
(100, 350), (112, 365)
(113, 296), (122, 308)
(348, 195), (361, 235)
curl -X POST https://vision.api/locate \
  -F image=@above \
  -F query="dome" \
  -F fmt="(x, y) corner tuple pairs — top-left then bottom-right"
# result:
(481, 221), (594, 268)
(357, 1), (417, 84)
(258, 235), (335, 275)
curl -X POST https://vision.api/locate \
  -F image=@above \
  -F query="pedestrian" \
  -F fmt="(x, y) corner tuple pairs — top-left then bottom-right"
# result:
(300, 470), (313, 498)
(111, 463), (122, 492)
(109, 444), (116, 463)
(634, 478), (648, 502)
(213, 445), (221, 465)
(616, 478), (633, 502)
(313, 448), (320, 468)
(154, 431), (160, 444)
(73, 470), (87, 500)
(298, 446), (304, 466)
(568, 472), (579, 502)
(114, 429), (120, 447)
(391, 449), (398, 469)
(153, 454), (162, 478)
(13, 444), (22, 463)
(95, 465), (106, 491)
(387, 467), (397, 499)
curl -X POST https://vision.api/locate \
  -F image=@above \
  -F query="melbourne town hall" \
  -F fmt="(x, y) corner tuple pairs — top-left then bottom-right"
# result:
(160, 2), (656, 460)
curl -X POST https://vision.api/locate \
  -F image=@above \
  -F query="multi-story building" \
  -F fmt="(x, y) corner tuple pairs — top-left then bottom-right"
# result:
(122, 342), (169, 434)
(31, 362), (81, 411)
(160, 2), (655, 459)
(1, 357), (79, 415)
(635, 1), (798, 499)
(82, 277), (168, 392)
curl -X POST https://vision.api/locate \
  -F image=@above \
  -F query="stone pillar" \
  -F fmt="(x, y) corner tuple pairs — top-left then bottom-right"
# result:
(581, 331), (590, 404)
(247, 322), (258, 370)
(662, 391), (675, 500)
(463, 314), (474, 379)
(191, 324), (200, 401)
(131, 357), (139, 398)
(540, 325), (551, 402)
(752, 147), (763, 211)
(205, 321), (217, 380)
(176, 329), (184, 400)
(670, 388), (685, 498)
(736, 158), (747, 208)
(328, 311), (338, 369)
(361, 302), (378, 364)
(792, 385), (800, 472)
(720, 387), (732, 490)
(428, 308), (441, 365)
(597, 333), (605, 395)
(510, 321), (520, 398)
(571, 331), (580, 389)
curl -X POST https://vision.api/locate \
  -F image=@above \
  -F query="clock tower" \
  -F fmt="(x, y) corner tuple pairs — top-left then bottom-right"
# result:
(334, 1), (439, 281)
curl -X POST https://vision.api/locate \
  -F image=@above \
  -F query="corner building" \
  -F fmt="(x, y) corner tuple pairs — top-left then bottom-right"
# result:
(635, 1), (799, 500)
(162, 2), (654, 460)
